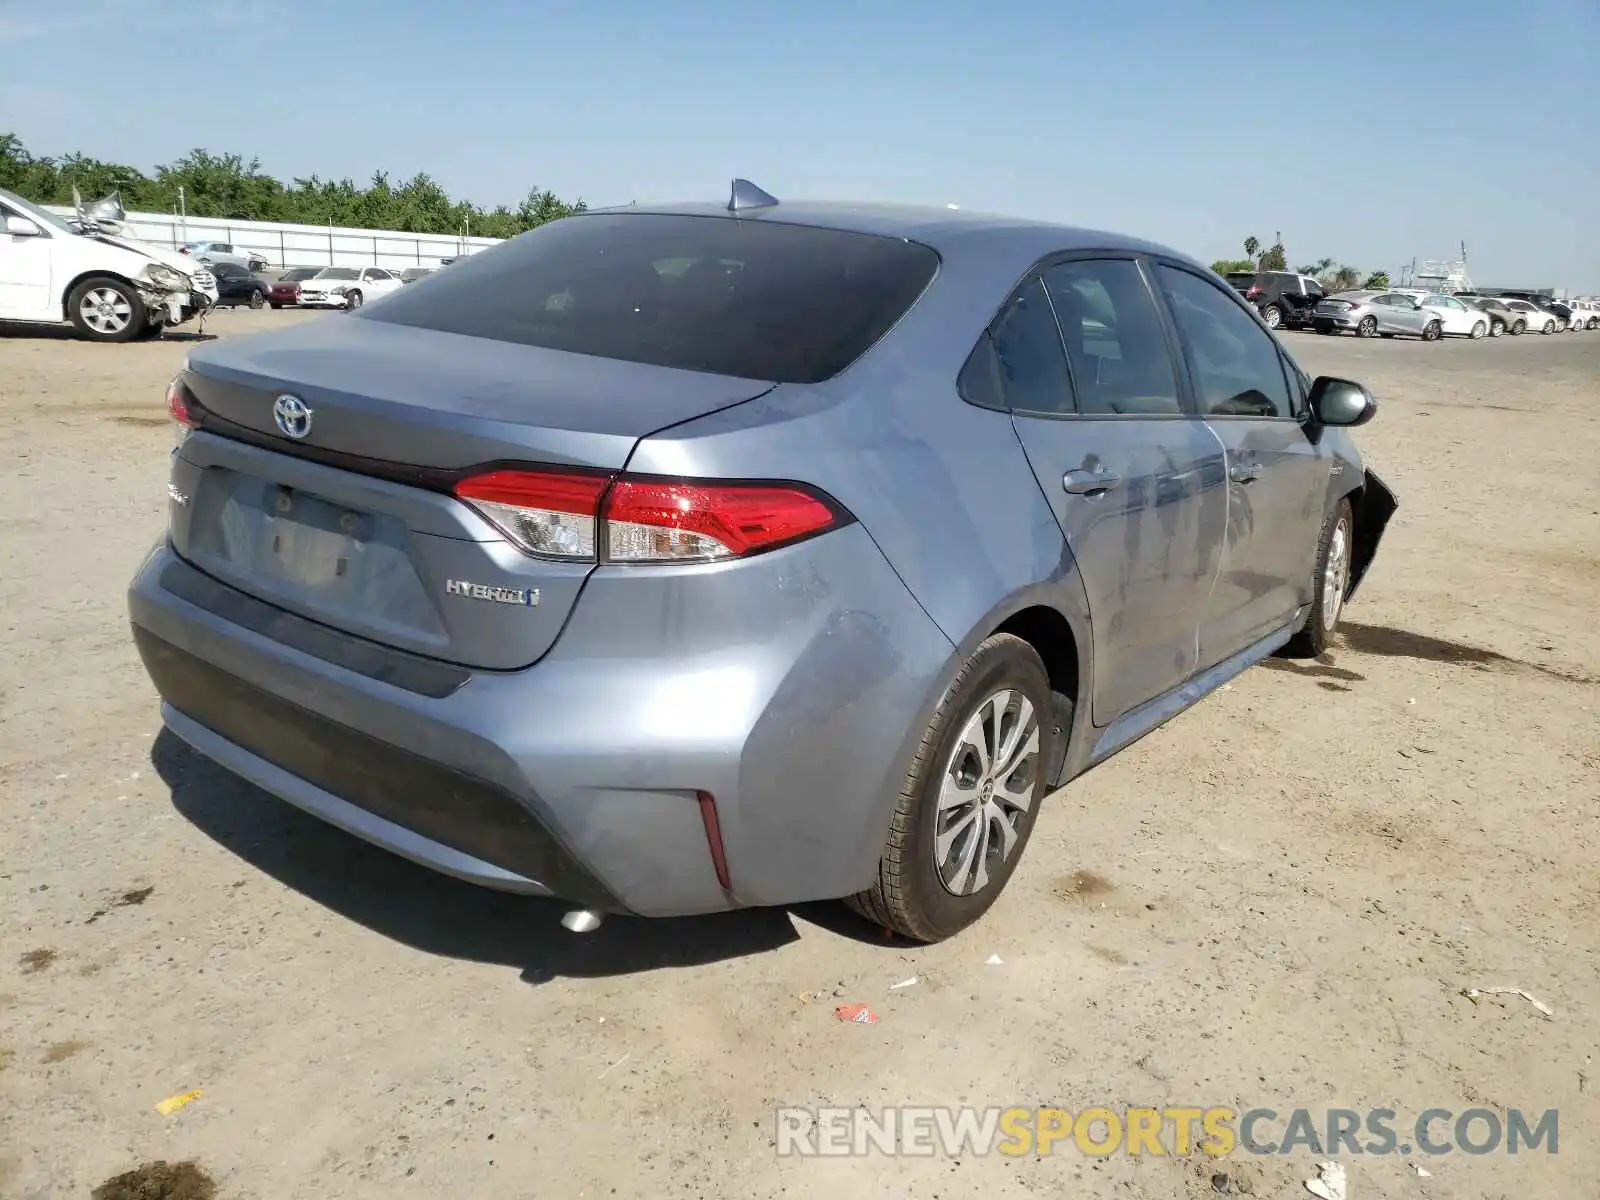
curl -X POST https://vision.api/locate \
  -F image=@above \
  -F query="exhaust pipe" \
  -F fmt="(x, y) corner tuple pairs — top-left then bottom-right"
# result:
(561, 909), (603, 933)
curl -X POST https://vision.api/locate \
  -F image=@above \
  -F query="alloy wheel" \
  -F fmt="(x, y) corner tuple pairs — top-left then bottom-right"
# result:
(934, 688), (1041, 897)
(1321, 517), (1351, 632)
(80, 287), (132, 335)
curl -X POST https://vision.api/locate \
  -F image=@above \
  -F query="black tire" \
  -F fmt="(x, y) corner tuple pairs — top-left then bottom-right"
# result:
(1283, 497), (1354, 659)
(1469, 321), (1487, 340)
(1261, 304), (1283, 329)
(66, 276), (146, 343)
(344, 289), (364, 311)
(1542, 321), (1555, 335)
(1421, 320), (1443, 342)
(248, 289), (265, 310)
(1490, 320), (1505, 337)
(847, 633), (1058, 943)
(1357, 315), (1378, 338)
(1511, 320), (1525, 335)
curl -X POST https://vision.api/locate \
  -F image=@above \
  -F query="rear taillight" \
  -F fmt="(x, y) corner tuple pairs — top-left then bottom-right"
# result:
(604, 478), (841, 562)
(166, 377), (198, 448)
(454, 469), (611, 560)
(452, 469), (847, 564)
(1246, 285), (1262, 299)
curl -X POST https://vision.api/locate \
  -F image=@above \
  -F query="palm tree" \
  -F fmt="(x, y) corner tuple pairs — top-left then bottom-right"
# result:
(1244, 235), (1260, 265)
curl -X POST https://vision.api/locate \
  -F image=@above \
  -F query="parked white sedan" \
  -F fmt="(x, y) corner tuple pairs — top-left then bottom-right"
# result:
(296, 266), (404, 310)
(1417, 293), (1491, 339)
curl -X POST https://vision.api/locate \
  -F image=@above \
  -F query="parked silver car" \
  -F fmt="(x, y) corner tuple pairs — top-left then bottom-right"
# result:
(129, 185), (1396, 943)
(1312, 291), (1445, 340)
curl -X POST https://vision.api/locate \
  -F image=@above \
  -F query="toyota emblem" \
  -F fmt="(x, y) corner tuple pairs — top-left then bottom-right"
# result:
(273, 394), (313, 440)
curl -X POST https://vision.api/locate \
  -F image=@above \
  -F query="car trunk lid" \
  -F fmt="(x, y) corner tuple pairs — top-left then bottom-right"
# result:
(170, 317), (773, 669)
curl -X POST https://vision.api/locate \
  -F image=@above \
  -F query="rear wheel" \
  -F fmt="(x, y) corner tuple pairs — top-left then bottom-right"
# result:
(1511, 320), (1526, 335)
(67, 277), (145, 342)
(1421, 320), (1443, 341)
(1261, 304), (1283, 329)
(1283, 497), (1353, 659)
(1357, 315), (1378, 338)
(1490, 319), (1505, 337)
(1542, 320), (1555, 335)
(1469, 321), (1487, 339)
(847, 633), (1056, 943)
(248, 288), (265, 310)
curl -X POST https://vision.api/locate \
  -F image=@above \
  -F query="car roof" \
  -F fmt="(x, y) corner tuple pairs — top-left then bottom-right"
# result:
(581, 199), (1199, 273)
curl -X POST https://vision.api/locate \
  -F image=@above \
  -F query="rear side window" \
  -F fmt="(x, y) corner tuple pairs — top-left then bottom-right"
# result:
(958, 277), (1074, 415)
(1041, 260), (1181, 416)
(360, 213), (940, 384)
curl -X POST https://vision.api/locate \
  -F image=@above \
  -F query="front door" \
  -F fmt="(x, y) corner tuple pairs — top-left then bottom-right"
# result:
(0, 202), (54, 318)
(1151, 262), (1329, 668)
(985, 257), (1227, 725)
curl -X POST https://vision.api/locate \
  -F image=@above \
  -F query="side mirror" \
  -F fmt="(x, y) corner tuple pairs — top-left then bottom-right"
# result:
(1309, 377), (1377, 427)
(5, 215), (43, 237)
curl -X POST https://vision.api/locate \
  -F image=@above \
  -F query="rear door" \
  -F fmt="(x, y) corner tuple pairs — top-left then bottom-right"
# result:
(989, 256), (1227, 725)
(1151, 262), (1329, 668)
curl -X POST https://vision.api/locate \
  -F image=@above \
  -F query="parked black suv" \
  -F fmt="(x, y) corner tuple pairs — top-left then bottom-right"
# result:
(1224, 270), (1326, 331)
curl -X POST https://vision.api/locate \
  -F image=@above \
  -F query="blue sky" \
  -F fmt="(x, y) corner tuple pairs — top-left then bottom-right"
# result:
(3, 0), (1596, 289)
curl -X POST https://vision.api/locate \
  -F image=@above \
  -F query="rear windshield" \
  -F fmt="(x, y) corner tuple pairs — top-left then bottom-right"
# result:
(316, 267), (359, 281)
(357, 213), (941, 383)
(1225, 273), (1256, 288)
(284, 268), (321, 281)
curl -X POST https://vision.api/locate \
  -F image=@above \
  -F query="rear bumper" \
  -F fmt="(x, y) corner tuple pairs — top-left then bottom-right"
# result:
(128, 533), (953, 917)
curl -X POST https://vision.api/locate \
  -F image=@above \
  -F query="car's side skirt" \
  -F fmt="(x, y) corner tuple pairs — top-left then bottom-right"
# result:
(1083, 613), (1303, 769)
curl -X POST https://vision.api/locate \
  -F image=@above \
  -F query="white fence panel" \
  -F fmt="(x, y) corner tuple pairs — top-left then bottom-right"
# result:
(42, 207), (504, 270)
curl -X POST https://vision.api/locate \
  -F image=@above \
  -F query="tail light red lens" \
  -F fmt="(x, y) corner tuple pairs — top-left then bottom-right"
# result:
(166, 377), (196, 428)
(604, 479), (841, 562)
(1246, 285), (1262, 299)
(452, 469), (847, 564)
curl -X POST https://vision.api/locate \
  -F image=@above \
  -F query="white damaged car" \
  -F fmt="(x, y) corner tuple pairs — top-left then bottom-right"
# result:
(0, 187), (220, 341)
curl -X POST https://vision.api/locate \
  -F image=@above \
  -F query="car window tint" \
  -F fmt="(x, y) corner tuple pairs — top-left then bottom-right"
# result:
(968, 277), (1075, 415)
(360, 213), (939, 384)
(1156, 265), (1293, 419)
(1041, 260), (1180, 416)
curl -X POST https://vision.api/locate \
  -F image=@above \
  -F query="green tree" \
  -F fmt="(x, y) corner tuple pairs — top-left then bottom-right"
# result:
(1362, 270), (1391, 290)
(0, 132), (584, 239)
(1330, 265), (1362, 291)
(1259, 234), (1288, 272)
(1244, 235), (1260, 265)
(1212, 258), (1254, 276)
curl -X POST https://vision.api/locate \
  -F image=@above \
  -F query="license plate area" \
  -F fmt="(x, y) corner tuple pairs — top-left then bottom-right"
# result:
(264, 487), (369, 588)
(186, 468), (446, 639)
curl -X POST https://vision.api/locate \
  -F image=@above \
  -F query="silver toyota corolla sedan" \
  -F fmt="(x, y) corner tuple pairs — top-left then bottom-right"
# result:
(129, 182), (1396, 943)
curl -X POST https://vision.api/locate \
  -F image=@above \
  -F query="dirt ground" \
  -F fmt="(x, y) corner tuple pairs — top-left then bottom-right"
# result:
(1, 309), (1596, 1200)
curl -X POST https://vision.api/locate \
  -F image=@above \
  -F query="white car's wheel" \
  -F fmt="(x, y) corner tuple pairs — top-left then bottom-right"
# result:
(67, 277), (145, 342)
(1469, 321), (1487, 339)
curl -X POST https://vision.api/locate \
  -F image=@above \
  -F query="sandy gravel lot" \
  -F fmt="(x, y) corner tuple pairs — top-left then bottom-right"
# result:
(1, 310), (1596, 1200)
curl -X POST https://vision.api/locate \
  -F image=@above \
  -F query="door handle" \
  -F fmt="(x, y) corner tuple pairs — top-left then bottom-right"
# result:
(1063, 468), (1122, 496)
(1228, 461), (1261, 485)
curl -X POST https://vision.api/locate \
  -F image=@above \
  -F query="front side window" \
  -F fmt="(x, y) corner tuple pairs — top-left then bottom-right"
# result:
(1041, 259), (1181, 416)
(1156, 265), (1293, 419)
(360, 213), (940, 384)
